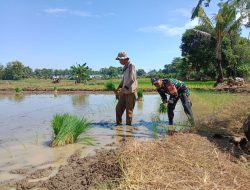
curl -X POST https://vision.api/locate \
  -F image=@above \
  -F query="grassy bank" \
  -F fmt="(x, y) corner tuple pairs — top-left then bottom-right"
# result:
(0, 78), (215, 91)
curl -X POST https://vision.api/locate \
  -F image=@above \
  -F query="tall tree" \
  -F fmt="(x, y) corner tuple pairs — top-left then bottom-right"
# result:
(3, 61), (27, 80)
(191, 0), (247, 85)
(181, 26), (217, 80)
(0, 64), (4, 79)
(137, 69), (146, 77)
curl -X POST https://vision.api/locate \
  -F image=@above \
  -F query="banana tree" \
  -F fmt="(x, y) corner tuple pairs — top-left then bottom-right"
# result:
(70, 63), (89, 84)
(191, 0), (247, 85)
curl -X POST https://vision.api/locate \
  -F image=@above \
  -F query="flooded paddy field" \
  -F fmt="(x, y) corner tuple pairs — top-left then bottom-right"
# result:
(0, 90), (245, 185)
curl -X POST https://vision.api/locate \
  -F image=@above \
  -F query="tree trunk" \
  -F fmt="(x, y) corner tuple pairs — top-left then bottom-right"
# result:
(217, 58), (224, 82)
(214, 36), (224, 86)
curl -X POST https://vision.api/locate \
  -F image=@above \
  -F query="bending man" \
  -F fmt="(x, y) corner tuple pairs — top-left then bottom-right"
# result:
(151, 77), (194, 126)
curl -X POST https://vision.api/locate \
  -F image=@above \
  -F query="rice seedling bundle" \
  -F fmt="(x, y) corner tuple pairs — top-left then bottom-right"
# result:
(51, 113), (90, 147)
(137, 89), (143, 101)
(158, 103), (168, 114)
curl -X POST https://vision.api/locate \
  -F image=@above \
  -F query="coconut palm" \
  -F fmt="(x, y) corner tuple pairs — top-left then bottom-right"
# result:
(191, 0), (248, 85)
(193, 0), (250, 26)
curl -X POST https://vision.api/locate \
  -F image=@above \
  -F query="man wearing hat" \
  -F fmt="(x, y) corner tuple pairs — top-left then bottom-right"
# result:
(151, 77), (194, 126)
(115, 51), (138, 126)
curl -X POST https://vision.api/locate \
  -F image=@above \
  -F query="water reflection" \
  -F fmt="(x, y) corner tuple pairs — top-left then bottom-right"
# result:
(114, 125), (135, 143)
(72, 94), (89, 106)
(137, 100), (143, 111)
(8, 94), (25, 102)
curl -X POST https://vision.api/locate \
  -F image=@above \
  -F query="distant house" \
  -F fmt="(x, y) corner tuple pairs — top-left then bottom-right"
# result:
(89, 74), (103, 79)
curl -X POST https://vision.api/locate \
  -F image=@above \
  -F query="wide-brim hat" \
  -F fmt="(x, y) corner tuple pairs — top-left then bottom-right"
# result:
(116, 51), (129, 60)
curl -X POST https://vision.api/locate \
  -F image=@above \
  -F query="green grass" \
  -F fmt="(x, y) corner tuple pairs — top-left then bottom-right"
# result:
(190, 89), (238, 113)
(185, 81), (215, 89)
(51, 113), (90, 147)
(104, 81), (116, 91)
(0, 78), (216, 91)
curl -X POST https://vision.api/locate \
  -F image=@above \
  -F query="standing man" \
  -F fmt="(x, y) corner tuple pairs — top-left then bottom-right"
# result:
(151, 77), (194, 126)
(115, 51), (138, 126)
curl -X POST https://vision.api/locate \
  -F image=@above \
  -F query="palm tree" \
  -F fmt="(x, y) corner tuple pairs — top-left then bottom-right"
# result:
(70, 63), (89, 84)
(191, 0), (248, 85)
(193, 0), (249, 26)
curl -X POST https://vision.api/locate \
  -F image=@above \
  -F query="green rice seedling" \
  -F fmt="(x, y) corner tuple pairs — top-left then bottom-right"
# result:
(158, 103), (168, 114)
(51, 113), (90, 147)
(79, 136), (96, 146)
(53, 86), (58, 92)
(15, 87), (23, 93)
(105, 81), (116, 91)
(137, 89), (143, 101)
(151, 115), (167, 138)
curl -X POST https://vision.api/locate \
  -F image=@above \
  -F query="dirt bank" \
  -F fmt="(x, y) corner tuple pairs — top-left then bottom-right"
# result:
(14, 149), (121, 190)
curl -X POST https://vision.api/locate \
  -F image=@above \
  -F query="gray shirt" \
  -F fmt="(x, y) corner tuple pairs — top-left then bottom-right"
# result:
(119, 62), (138, 94)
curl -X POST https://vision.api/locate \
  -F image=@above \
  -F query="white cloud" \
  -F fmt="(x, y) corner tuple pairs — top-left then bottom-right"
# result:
(44, 8), (96, 17)
(171, 8), (192, 18)
(44, 8), (68, 14)
(44, 8), (114, 18)
(138, 18), (199, 36)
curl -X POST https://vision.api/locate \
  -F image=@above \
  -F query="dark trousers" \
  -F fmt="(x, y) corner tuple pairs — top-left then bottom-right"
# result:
(167, 93), (193, 125)
(116, 93), (136, 125)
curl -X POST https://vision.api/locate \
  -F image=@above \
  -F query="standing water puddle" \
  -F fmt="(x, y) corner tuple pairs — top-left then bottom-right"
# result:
(0, 92), (188, 184)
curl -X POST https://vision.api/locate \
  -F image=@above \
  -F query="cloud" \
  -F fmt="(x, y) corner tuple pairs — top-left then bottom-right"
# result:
(44, 8), (97, 17)
(44, 8), (68, 14)
(138, 18), (199, 36)
(171, 8), (192, 18)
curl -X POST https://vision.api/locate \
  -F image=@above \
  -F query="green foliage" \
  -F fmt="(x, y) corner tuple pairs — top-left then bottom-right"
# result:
(137, 89), (143, 100)
(105, 81), (116, 91)
(51, 113), (90, 147)
(158, 103), (168, 114)
(0, 64), (4, 79)
(191, 0), (246, 83)
(3, 61), (31, 80)
(137, 69), (146, 77)
(100, 66), (122, 79)
(70, 63), (89, 83)
(181, 26), (217, 80)
(15, 87), (23, 93)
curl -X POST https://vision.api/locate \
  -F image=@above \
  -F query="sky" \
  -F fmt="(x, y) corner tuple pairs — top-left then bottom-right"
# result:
(0, 0), (249, 72)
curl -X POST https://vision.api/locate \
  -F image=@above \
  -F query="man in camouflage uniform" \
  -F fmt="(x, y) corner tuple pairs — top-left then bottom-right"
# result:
(115, 52), (138, 125)
(151, 77), (194, 126)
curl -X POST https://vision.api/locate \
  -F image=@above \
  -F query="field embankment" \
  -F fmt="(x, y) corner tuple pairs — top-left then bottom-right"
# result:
(0, 78), (216, 92)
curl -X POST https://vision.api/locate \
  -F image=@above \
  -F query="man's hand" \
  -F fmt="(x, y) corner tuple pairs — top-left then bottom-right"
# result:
(168, 99), (174, 104)
(162, 99), (168, 104)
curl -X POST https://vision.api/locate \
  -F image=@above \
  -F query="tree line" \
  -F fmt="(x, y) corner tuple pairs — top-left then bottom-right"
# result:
(0, 61), (148, 81)
(1, 0), (249, 83)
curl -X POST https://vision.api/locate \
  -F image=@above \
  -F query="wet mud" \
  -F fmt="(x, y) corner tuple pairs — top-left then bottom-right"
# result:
(15, 149), (121, 190)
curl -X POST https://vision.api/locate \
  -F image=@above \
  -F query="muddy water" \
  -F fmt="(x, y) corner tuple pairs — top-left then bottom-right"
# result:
(1, 91), (240, 185)
(0, 92), (189, 184)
